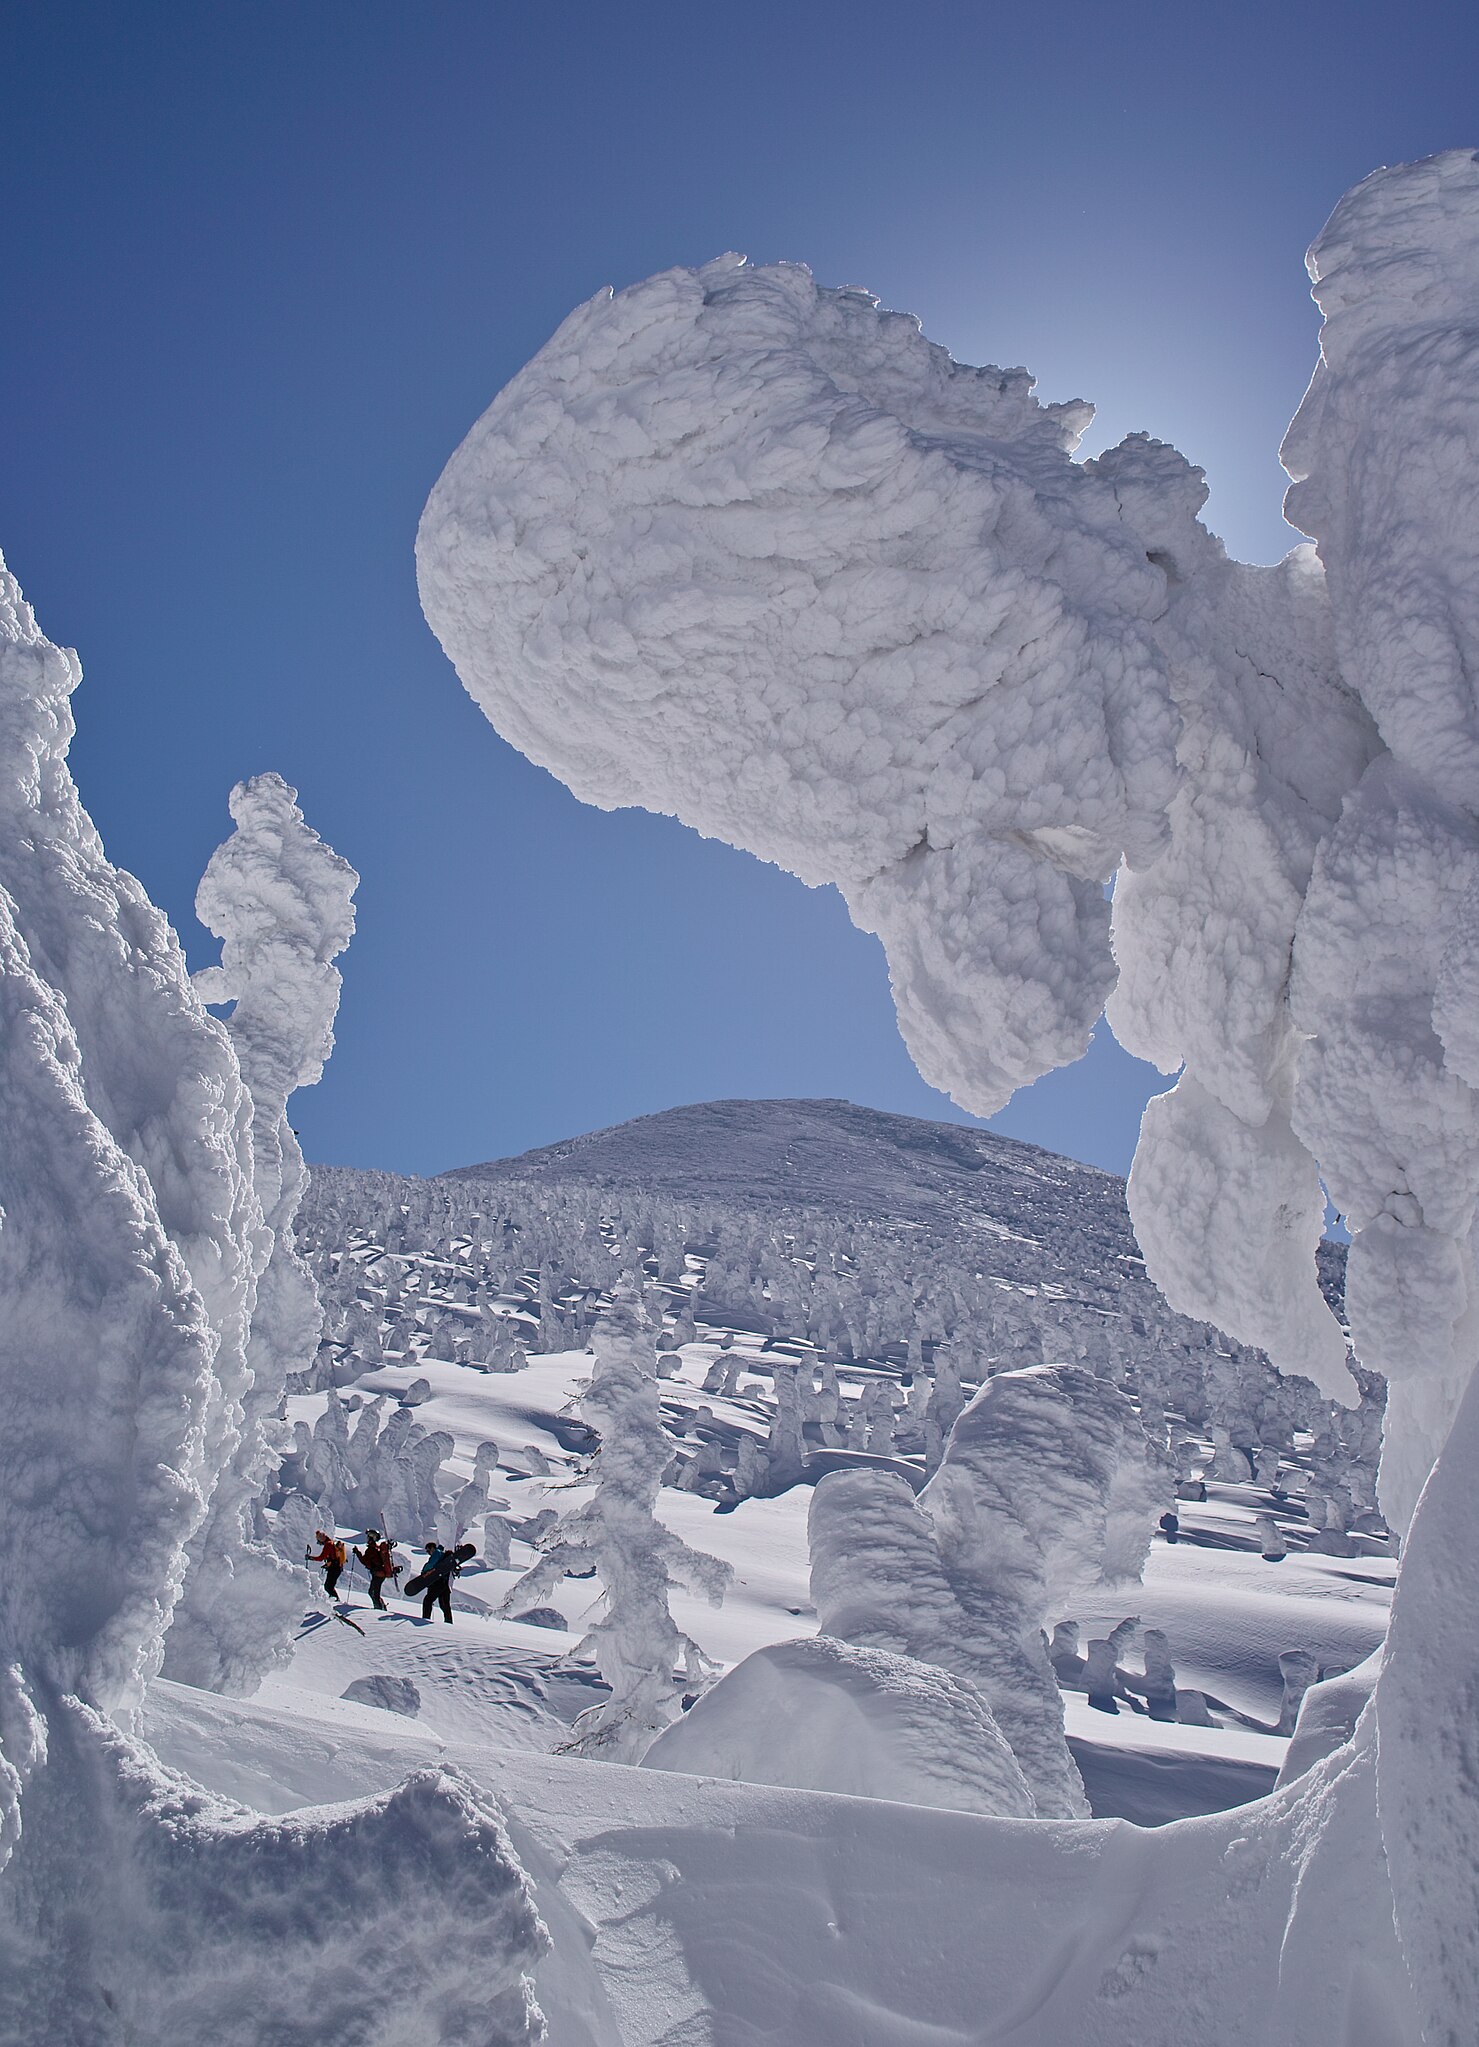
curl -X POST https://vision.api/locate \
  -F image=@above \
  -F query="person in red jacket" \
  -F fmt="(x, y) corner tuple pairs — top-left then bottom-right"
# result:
(353, 1529), (399, 1610)
(308, 1529), (347, 1598)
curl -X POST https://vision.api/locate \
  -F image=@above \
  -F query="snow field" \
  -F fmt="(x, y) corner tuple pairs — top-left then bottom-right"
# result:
(267, 1272), (1387, 1822)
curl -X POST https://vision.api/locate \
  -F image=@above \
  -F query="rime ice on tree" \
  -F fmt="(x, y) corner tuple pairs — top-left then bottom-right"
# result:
(166, 773), (358, 1693)
(0, 567), (547, 2041)
(499, 1282), (730, 1760)
(418, 160), (1479, 2034)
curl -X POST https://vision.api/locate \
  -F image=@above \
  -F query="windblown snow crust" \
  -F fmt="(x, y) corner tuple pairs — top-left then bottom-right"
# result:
(418, 255), (1181, 1112)
(0, 1699), (547, 2047)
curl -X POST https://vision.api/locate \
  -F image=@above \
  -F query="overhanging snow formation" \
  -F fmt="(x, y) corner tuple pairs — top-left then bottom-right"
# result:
(417, 255), (1181, 1116)
(419, 150), (1479, 2039)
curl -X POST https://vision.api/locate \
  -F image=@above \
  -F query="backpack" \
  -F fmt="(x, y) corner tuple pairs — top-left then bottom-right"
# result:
(422, 1546), (457, 1585)
(332, 1540), (347, 1567)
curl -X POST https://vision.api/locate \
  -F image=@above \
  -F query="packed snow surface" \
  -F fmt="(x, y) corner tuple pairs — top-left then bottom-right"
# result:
(643, 1634), (1037, 1817)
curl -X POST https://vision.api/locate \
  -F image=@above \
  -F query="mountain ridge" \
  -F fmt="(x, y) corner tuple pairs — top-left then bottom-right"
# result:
(438, 1095), (1119, 1235)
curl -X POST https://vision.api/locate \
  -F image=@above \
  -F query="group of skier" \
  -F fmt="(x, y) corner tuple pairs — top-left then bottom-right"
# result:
(307, 1527), (475, 1623)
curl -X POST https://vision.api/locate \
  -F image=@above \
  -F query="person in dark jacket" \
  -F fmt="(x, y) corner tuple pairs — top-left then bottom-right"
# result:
(354, 1529), (399, 1610)
(416, 1542), (458, 1624)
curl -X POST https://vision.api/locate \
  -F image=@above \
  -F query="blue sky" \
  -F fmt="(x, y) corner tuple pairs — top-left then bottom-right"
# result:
(2, 3), (1471, 1177)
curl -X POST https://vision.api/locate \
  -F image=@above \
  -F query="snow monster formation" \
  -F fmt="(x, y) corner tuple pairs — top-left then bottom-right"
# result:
(806, 1364), (1167, 1818)
(0, 566), (547, 2042)
(498, 1281), (730, 1760)
(165, 772), (358, 1692)
(418, 150), (1479, 2038)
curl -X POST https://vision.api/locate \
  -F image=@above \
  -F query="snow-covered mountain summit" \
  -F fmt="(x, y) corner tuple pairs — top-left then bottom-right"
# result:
(445, 1092), (1345, 1318)
(449, 1095), (1113, 1229)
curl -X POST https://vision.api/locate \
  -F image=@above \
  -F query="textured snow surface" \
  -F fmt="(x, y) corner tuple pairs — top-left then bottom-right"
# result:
(0, 563), (239, 1726)
(1280, 150), (1479, 1525)
(148, 1678), (1420, 2047)
(0, 1697), (547, 2047)
(418, 257), (1182, 1113)
(1127, 1074), (1351, 1401)
(1374, 1351), (1479, 2045)
(643, 1634), (1035, 1817)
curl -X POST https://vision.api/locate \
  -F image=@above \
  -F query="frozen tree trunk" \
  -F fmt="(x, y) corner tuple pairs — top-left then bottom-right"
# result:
(1083, 1640), (1120, 1714)
(1048, 1621), (1085, 1687)
(1141, 1629), (1178, 1722)
(732, 1433), (768, 1500)
(763, 1362), (809, 1490)
(1256, 1513), (1288, 1560)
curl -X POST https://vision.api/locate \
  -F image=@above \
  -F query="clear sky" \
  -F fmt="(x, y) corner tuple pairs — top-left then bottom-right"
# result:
(2, 3), (1472, 1178)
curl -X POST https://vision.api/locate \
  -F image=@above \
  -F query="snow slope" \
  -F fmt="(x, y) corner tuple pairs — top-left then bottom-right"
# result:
(146, 1669), (1413, 2047)
(281, 1100), (1389, 1839)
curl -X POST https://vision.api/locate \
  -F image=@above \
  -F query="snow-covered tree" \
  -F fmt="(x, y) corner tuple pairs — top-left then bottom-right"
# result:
(499, 1285), (729, 1760)
(0, 563), (547, 2043)
(808, 1364), (1166, 1815)
(166, 772), (357, 1692)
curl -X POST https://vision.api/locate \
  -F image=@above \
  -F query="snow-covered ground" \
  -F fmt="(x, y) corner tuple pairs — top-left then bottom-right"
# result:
(188, 1098), (1392, 1847)
(138, 1243), (1395, 2037)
